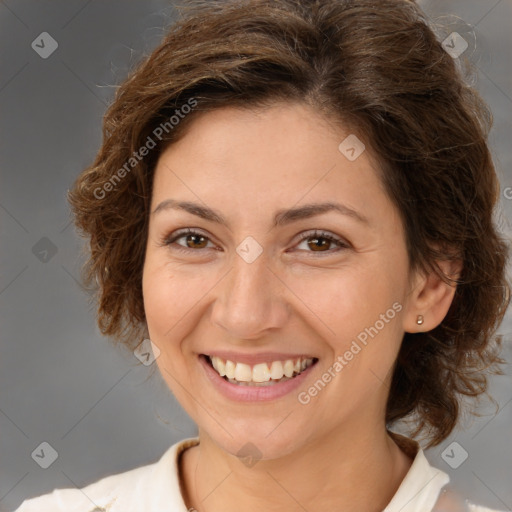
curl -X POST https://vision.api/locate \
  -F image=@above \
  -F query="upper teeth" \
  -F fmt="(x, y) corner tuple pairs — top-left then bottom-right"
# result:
(208, 356), (314, 382)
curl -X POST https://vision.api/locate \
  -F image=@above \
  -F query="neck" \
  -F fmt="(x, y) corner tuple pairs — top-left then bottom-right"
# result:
(179, 425), (413, 512)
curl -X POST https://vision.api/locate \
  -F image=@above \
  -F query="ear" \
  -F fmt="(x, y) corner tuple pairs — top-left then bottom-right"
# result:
(402, 257), (462, 333)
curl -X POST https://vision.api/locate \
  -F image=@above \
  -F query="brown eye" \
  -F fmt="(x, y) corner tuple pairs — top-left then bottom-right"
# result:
(162, 228), (215, 252)
(305, 236), (331, 251)
(182, 233), (208, 249)
(295, 230), (349, 254)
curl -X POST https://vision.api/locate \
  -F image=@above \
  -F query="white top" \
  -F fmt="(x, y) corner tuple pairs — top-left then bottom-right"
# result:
(14, 433), (504, 512)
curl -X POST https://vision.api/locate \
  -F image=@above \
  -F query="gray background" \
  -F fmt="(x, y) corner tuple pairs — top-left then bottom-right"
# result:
(1, 1), (511, 511)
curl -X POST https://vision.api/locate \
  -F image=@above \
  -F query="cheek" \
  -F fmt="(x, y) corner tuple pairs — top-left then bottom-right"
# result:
(142, 263), (194, 394)
(289, 264), (399, 341)
(334, 280), (405, 381)
(142, 256), (212, 364)
(142, 242), (195, 319)
(142, 266), (169, 333)
(142, 257), (185, 344)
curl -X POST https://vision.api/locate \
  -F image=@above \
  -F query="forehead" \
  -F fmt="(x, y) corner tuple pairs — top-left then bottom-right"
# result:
(158, 102), (348, 168)
(151, 102), (396, 230)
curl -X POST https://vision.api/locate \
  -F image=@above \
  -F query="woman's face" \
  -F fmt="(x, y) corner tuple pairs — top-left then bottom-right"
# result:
(142, 102), (418, 459)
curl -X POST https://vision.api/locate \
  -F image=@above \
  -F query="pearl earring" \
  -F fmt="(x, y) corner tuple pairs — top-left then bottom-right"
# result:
(416, 315), (424, 325)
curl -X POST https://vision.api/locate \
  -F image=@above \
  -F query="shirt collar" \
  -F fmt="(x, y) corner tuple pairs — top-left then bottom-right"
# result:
(384, 431), (450, 512)
(106, 433), (449, 512)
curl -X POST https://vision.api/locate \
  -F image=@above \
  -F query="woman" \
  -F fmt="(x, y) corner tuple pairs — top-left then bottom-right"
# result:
(15, 0), (510, 511)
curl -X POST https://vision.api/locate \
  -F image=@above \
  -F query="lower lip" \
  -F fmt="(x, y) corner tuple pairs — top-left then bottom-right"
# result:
(199, 355), (318, 402)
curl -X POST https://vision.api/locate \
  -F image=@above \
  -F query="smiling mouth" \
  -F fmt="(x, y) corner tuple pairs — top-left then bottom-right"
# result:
(202, 354), (318, 386)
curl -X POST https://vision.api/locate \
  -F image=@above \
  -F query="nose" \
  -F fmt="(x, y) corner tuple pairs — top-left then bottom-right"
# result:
(210, 251), (290, 340)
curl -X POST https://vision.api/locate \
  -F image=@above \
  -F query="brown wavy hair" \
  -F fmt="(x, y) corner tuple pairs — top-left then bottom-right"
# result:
(67, 0), (510, 447)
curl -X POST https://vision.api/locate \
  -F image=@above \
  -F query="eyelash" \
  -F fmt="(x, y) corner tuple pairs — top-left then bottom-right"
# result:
(160, 228), (349, 256)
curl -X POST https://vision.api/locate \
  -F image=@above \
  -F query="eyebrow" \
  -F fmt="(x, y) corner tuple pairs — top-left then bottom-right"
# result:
(151, 199), (369, 228)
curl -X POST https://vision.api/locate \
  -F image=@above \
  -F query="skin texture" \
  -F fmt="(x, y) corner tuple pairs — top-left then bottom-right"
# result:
(142, 102), (460, 512)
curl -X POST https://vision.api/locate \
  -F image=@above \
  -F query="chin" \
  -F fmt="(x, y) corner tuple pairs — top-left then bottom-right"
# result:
(205, 421), (308, 462)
